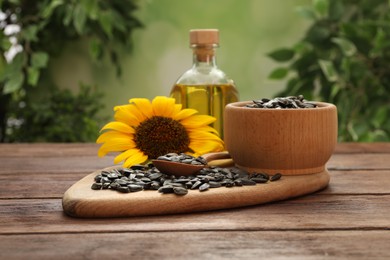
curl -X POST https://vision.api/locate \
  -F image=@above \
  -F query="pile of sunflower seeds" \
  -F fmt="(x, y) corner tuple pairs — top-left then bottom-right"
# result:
(91, 164), (282, 196)
(245, 95), (317, 109)
(156, 153), (207, 165)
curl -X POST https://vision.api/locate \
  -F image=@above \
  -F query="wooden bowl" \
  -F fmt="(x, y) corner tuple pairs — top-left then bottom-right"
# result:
(224, 101), (337, 175)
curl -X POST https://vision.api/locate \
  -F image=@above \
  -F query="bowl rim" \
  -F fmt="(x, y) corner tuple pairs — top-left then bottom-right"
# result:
(226, 101), (336, 111)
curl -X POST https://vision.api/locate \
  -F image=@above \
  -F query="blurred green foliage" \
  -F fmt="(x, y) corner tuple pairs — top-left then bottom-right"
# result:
(268, 0), (390, 142)
(0, 0), (142, 142)
(8, 84), (106, 142)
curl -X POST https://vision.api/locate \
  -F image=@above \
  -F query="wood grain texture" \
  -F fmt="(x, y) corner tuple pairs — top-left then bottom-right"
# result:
(224, 102), (337, 175)
(62, 169), (330, 217)
(0, 142), (388, 157)
(0, 231), (389, 260)
(323, 170), (390, 195)
(1, 143), (389, 259)
(1, 195), (389, 234)
(1, 153), (390, 175)
(0, 172), (86, 199)
(0, 156), (114, 174)
(334, 142), (390, 153)
(0, 143), (100, 157)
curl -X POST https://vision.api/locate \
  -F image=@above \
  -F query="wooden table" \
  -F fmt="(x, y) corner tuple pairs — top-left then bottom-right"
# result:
(0, 143), (389, 259)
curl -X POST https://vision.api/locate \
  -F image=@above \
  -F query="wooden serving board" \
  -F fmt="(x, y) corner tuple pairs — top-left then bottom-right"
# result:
(63, 167), (330, 218)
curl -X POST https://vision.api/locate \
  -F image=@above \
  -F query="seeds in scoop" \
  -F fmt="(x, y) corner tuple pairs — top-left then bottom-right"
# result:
(157, 153), (207, 166)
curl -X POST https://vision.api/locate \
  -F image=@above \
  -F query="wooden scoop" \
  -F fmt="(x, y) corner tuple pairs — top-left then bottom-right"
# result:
(152, 152), (232, 176)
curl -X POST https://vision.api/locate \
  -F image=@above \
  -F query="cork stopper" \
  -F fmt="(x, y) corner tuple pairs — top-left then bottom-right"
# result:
(190, 29), (219, 46)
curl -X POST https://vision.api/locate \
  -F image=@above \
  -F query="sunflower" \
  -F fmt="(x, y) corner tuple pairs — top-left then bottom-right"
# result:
(97, 96), (224, 167)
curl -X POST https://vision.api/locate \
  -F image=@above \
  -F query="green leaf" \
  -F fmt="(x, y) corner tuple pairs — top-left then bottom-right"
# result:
(318, 59), (338, 82)
(268, 67), (288, 79)
(3, 72), (24, 94)
(332, 37), (357, 56)
(27, 67), (40, 86)
(328, 0), (344, 20)
(330, 84), (341, 99)
(83, 0), (99, 20)
(313, 0), (329, 17)
(11, 53), (26, 69)
(0, 56), (6, 81)
(373, 106), (388, 128)
(1, 36), (12, 50)
(89, 38), (103, 60)
(73, 4), (87, 34)
(267, 48), (295, 62)
(21, 25), (39, 42)
(63, 5), (74, 26)
(370, 28), (387, 57)
(295, 6), (317, 20)
(31, 52), (49, 68)
(99, 11), (113, 38)
(306, 26), (330, 42)
(41, 0), (63, 18)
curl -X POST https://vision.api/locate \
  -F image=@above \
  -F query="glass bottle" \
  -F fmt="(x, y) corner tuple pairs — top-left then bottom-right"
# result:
(170, 29), (239, 139)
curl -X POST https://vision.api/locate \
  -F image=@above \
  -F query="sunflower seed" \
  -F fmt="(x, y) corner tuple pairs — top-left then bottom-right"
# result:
(149, 172), (162, 180)
(94, 175), (102, 183)
(91, 183), (102, 190)
(173, 187), (188, 195)
(240, 179), (257, 186)
(251, 177), (268, 183)
(270, 173), (282, 181)
(209, 181), (222, 188)
(199, 183), (210, 191)
(117, 186), (130, 193)
(128, 184), (143, 192)
(159, 186), (174, 194)
(191, 181), (202, 190)
(115, 179), (129, 186)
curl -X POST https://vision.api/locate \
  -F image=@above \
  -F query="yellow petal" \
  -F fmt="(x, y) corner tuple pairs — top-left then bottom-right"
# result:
(129, 98), (153, 118)
(123, 151), (148, 168)
(152, 96), (176, 117)
(189, 131), (224, 142)
(187, 125), (220, 135)
(173, 108), (198, 121)
(189, 140), (224, 155)
(118, 104), (146, 123)
(98, 140), (136, 157)
(96, 132), (134, 144)
(114, 108), (141, 126)
(114, 148), (140, 164)
(180, 115), (216, 128)
(171, 104), (183, 117)
(100, 121), (135, 134)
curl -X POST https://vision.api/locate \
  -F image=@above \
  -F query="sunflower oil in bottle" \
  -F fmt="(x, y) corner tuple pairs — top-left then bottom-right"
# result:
(170, 29), (239, 139)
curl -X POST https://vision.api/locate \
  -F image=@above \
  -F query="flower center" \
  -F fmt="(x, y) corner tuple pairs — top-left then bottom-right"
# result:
(134, 116), (190, 158)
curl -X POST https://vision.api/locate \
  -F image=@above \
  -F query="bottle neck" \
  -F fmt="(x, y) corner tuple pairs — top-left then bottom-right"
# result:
(192, 44), (217, 68)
